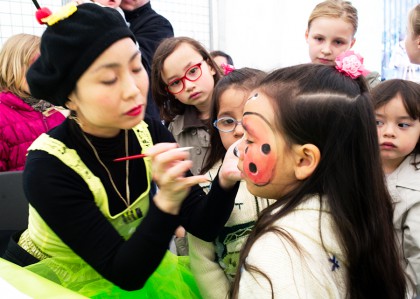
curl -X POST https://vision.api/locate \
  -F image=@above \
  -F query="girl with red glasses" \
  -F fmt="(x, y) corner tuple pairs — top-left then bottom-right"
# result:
(151, 36), (223, 257)
(152, 37), (222, 177)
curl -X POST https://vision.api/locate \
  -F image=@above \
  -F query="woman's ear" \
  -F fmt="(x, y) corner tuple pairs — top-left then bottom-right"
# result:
(292, 144), (320, 180)
(65, 98), (76, 110)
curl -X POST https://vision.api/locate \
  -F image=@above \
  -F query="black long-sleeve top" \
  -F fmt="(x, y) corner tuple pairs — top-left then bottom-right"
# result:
(23, 116), (238, 290)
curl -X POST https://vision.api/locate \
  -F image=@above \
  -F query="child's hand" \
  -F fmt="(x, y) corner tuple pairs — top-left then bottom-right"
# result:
(146, 143), (208, 214)
(218, 139), (242, 189)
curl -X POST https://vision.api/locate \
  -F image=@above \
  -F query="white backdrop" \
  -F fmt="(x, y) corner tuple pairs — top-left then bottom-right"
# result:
(212, 0), (383, 73)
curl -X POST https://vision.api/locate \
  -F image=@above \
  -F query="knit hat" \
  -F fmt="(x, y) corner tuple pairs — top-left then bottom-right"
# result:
(27, 3), (136, 107)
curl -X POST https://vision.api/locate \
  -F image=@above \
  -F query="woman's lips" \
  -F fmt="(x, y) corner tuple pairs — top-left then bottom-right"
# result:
(126, 105), (143, 116)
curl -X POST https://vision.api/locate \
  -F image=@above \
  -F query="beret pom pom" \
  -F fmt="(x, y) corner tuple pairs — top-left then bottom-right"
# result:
(35, 7), (52, 25)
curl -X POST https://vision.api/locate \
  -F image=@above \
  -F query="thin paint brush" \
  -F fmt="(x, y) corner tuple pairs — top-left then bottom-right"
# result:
(113, 147), (194, 162)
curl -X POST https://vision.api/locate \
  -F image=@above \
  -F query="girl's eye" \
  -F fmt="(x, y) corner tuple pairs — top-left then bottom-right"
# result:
(376, 120), (384, 126)
(334, 40), (344, 45)
(188, 66), (199, 75)
(222, 118), (235, 125)
(398, 123), (411, 128)
(169, 79), (181, 87)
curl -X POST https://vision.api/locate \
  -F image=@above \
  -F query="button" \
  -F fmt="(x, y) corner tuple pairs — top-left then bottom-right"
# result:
(195, 148), (202, 155)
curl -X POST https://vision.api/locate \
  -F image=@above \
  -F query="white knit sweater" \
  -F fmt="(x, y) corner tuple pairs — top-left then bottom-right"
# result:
(238, 195), (347, 298)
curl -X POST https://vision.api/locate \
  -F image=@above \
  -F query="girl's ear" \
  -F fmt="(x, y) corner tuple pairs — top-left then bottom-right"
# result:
(304, 29), (309, 43)
(292, 144), (320, 180)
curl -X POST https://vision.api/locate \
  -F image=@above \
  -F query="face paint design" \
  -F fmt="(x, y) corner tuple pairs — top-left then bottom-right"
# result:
(242, 111), (278, 186)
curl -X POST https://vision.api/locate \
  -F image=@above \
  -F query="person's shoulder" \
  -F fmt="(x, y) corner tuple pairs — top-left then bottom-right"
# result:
(365, 71), (382, 88)
(143, 115), (175, 143)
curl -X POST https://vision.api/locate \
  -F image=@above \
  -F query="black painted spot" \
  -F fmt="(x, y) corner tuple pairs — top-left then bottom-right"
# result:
(261, 143), (271, 154)
(249, 162), (257, 173)
(245, 146), (249, 154)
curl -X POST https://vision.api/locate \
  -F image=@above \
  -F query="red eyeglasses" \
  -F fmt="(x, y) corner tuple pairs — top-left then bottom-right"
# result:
(166, 61), (204, 94)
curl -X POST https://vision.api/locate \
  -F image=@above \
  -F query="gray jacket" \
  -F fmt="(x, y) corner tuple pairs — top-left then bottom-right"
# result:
(168, 106), (210, 175)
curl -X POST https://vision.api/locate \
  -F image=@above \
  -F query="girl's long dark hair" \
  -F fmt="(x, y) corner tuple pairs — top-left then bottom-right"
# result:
(231, 64), (406, 299)
(151, 36), (222, 123)
(201, 67), (266, 174)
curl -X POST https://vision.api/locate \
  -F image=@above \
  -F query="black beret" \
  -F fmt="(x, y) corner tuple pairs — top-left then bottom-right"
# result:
(27, 3), (136, 106)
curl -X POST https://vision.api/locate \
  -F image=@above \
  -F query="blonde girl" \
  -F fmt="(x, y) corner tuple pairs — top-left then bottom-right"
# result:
(305, 0), (380, 87)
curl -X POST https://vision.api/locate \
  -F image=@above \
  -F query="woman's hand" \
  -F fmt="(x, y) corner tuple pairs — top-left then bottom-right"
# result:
(146, 143), (208, 215)
(218, 139), (242, 189)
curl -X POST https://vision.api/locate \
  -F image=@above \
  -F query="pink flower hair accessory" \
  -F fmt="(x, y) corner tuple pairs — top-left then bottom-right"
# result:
(335, 50), (369, 79)
(221, 63), (235, 75)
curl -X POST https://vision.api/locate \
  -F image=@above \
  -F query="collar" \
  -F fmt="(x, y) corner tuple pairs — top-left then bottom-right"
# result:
(387, 154), (420, 191)
(0, 91), (33, 111)
(123, 2), (151, 20)
(170, 106), (208, 135)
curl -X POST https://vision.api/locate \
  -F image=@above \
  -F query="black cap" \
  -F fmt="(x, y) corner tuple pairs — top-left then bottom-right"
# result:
(27, 3), (136, 106)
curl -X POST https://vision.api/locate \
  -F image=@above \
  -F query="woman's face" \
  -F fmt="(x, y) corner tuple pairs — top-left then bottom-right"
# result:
(237, 93), (298, 199)
(68, 38), (148, 137)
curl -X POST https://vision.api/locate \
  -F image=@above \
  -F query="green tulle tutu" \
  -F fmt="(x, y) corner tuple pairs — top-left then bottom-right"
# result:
(25, 250), (202, 298)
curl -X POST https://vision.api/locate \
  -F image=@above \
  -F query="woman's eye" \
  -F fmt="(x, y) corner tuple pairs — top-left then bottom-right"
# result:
(132, 67), (143, 73)
(102, 78), (117, 85)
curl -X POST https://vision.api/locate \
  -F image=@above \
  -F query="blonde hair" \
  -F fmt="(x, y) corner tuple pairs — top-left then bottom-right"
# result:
(0, 33), (41, 98)
(308, 0), (358, 36)
(408, 4), (420, 38)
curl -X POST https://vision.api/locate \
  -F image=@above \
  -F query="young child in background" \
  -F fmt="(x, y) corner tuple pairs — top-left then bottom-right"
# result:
(230, 63), (406, 298)
(371, 79), (420, 298)
(210, 50), (234, 67)
(151, 36), (223, 255)
(188, 68), (274, 299)
(152, 36), (222, 176)
(0, 33), (65, 171)
(406, 4), (420, 65)
(305, 0), (381, 87)
(210, 50), (235, 75)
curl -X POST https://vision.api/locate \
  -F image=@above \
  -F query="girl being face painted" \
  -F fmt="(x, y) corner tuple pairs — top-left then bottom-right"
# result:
(237, 93), (299, 200)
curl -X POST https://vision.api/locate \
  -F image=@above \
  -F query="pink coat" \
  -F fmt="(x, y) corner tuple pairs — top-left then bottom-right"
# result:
(0, 92), (65, 171)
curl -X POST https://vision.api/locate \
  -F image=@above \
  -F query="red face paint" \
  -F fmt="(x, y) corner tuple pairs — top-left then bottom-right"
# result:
(242, 113), (277, 186)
